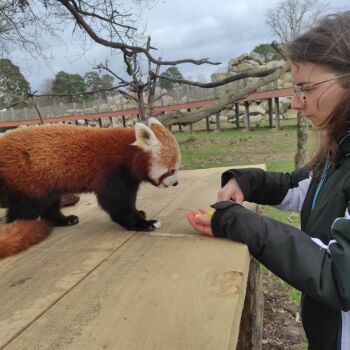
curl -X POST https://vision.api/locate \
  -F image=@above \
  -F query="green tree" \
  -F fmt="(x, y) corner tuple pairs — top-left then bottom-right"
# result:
(253, 44), (282, 62)
(84, 71), (114, 91)
(0, 58), (31, 107)
(158, 67), (184, 92)
(52, 71), (86, 102)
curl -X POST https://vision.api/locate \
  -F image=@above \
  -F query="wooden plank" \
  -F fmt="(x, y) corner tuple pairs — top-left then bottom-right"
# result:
(0, 185), (185, 349)
(4, 234), (250, 350)
(0, 195), (135, 348)
(0, 166), (264, 349)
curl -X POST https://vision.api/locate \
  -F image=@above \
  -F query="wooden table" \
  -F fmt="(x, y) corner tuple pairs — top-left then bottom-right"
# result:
(0, 166), (263, 350)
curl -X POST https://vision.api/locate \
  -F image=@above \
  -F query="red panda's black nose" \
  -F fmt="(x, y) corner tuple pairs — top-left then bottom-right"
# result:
(173, 181), (178, 186)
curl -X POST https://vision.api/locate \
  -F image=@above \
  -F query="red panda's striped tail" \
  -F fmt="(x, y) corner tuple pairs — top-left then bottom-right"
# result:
(0, 220), (52, 259)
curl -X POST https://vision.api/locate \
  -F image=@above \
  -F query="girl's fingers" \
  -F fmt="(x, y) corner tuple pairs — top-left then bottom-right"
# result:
(194, 214), (211, 225)
(186, 211), (213, 237)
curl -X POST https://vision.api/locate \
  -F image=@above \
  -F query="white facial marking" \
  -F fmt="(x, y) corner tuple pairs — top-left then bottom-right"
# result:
(162, 172), (179, 187)
(149, 163), (168, 183)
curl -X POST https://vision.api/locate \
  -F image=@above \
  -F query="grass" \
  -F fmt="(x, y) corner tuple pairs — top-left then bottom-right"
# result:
(176, 126), (301, 171)
(174, 122), (316, 305)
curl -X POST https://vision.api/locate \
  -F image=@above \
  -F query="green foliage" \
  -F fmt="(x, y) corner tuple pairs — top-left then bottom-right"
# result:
(84, 71), (114, 91)
(253, 43), (282, 62)
(52, 71), (86, 102)
(0, 58), (31, 108)
(158, 67), (184, 92)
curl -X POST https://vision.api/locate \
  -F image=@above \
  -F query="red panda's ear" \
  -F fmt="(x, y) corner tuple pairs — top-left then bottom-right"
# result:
(148, 117), (163, 127)
(132, 123), (159, 150)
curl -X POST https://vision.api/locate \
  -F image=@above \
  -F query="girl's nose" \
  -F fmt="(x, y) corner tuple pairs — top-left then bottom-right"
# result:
(291, 94), (305, 109)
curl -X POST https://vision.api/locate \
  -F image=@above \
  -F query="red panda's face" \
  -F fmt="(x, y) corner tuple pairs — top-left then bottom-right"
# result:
(149, 122), (181, 188)
(132, 118), (181, 188)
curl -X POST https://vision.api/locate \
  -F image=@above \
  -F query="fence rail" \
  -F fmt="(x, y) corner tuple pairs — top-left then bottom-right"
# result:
(0, 87), (293, 129)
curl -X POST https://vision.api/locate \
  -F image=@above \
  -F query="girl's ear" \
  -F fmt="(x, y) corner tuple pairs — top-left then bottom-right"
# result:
(131, 123), (159, 150)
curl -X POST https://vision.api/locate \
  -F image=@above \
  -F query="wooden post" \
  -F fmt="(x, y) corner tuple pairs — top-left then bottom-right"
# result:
(268, 99), (273, 128)
(189, 123), (193, 137)
(237, 258), (264, 350)
(244, 101), (250, 131)
(274, 97), (281, 130)
(206, 117), (210, 131)
(235, 103), (240, 129)
(215, 113), (220, 130)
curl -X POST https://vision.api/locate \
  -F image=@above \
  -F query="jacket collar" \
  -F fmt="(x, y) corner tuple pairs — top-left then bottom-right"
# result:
(337, 132), (350, 159)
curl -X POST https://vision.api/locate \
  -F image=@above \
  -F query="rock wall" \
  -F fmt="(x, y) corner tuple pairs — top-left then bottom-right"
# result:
(211, 50), (294, 124)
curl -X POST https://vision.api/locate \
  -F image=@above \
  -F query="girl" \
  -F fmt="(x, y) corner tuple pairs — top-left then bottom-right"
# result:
(187, 11), (350, 350)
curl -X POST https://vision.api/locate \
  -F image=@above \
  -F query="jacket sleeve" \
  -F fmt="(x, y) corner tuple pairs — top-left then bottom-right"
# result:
(211, 200), (350, 311)
(221, 167), (310, 206)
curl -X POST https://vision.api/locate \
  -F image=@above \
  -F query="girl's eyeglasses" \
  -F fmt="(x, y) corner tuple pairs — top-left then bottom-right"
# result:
(292, 72), (350, 105)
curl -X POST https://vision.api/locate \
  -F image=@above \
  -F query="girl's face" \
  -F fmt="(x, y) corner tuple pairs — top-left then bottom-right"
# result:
(291, 62), (347, 127)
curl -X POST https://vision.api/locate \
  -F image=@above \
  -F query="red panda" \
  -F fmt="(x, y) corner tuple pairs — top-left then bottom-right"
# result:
(0, 118), (181, 258)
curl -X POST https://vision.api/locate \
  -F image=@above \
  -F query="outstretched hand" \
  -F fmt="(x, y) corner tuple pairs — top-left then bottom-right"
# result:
(186, 209), (213, 237)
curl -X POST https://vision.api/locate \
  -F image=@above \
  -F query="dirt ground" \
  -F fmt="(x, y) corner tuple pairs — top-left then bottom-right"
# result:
(262, 271), (306, 350)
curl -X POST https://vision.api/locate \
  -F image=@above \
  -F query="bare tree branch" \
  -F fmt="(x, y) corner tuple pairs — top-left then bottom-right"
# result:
(265, 0), (328, 42)
(156, 63), (290, 127)
(156, 66), (278, 88)
(56, 0), (221, 66)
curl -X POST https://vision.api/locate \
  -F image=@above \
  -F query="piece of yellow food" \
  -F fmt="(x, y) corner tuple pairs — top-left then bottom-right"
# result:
(205, 209), (215, 217)
(195, 209), (214, 218)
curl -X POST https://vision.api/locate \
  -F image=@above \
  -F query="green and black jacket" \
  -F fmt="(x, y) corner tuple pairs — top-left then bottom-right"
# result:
(211, 134), (350, 350)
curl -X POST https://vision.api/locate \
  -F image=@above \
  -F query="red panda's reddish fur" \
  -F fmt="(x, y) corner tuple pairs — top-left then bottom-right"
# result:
(0, 122), (181, 259)
(0, 126), (145, 197)
(0, 220), (52, 258)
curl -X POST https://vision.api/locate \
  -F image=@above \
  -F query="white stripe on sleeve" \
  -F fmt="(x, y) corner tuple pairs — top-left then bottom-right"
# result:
(274, 176), (311, 212)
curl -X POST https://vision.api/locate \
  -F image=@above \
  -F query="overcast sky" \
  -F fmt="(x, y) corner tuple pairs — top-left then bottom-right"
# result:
(10, 0), (350, 91)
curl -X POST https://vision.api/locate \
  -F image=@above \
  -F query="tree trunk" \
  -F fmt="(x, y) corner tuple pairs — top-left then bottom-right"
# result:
(137, 88), (146, 121)
(294, 111), (309, 169)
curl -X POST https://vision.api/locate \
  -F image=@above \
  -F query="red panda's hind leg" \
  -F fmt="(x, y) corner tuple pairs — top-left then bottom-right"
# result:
(7, 197), (44, 223)
(41, 197), (79, 226)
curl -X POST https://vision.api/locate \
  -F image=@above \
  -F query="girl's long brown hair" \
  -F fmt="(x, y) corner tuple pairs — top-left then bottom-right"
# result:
(287, 11), (350, 173)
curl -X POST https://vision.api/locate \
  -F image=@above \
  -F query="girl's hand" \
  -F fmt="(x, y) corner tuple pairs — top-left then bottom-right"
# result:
(186, 209), (213, 237)
(217, 178), (244, 204)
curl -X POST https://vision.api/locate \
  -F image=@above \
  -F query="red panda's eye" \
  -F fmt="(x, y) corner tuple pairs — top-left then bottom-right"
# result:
(170, 169), (175, 175)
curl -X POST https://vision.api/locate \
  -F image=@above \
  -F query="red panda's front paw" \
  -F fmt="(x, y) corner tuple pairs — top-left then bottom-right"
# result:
(63, 215), (79, 226)
(139, 219), (161, 231)
(150, 220), (161, 229)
